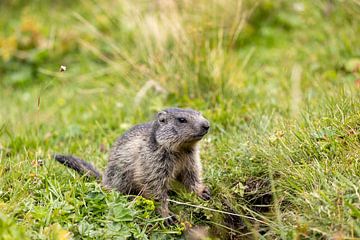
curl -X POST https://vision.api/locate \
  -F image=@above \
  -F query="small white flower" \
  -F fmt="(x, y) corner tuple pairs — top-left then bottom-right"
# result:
(60, 65), (67, 72)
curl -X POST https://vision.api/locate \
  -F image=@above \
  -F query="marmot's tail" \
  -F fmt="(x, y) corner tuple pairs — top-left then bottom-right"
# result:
(54, 154), (102, 180)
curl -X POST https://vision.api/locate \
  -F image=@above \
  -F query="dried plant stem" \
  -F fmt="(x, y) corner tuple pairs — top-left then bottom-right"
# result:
(168, 199), (268, 225)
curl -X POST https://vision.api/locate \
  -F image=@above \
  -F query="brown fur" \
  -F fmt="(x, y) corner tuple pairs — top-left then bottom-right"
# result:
(54, 108), (211, 225)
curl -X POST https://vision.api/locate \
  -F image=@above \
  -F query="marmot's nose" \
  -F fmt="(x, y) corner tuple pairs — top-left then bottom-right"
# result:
(201, 122), (210, 131)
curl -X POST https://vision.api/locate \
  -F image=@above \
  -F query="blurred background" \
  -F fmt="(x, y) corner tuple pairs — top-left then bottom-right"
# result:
(1, 0), (358, 120)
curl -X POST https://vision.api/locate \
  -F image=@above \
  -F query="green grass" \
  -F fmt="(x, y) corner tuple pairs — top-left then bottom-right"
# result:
(1, 0), (360, 239)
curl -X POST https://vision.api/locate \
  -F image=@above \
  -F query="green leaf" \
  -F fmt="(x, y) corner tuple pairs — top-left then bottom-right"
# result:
(111, 205), (133, 222)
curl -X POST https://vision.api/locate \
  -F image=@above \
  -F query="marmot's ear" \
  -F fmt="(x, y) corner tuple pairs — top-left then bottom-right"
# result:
(157, 111), (167, 124)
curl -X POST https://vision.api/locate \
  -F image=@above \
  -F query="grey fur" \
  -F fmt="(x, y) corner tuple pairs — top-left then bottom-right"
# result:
(54, 108), (210, 224)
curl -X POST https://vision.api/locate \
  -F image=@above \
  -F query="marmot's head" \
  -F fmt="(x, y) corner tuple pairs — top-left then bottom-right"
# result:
(154, 108), (210, 150)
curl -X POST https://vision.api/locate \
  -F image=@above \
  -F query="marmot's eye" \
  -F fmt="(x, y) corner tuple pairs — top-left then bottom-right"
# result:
(177, 118), (187, 123)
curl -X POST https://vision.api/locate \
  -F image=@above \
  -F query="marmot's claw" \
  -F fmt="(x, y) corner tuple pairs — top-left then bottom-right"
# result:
(164, 213), (178, 226)
(200, 187), (211, 201)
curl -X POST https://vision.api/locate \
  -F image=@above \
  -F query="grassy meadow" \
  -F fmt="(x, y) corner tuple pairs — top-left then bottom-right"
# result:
(1, 0), (360, 239)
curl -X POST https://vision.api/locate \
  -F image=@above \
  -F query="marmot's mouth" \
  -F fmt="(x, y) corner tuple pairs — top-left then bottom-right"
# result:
(192, 132), (208, 140)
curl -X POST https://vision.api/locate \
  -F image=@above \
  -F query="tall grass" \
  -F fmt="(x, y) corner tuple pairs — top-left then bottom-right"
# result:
(74, 0), (248, 101)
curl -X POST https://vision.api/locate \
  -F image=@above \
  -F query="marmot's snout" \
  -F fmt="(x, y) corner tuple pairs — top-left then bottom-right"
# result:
(191, 119), (210, 140)
(199, 120), (210, 135)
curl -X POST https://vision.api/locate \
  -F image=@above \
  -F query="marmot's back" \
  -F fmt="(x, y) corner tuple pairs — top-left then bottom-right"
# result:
(104, 123), (153, 193)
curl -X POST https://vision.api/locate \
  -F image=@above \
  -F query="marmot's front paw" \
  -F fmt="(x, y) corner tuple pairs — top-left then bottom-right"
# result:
(164, 213), (178, 226)
(199, 187), (211, 201)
